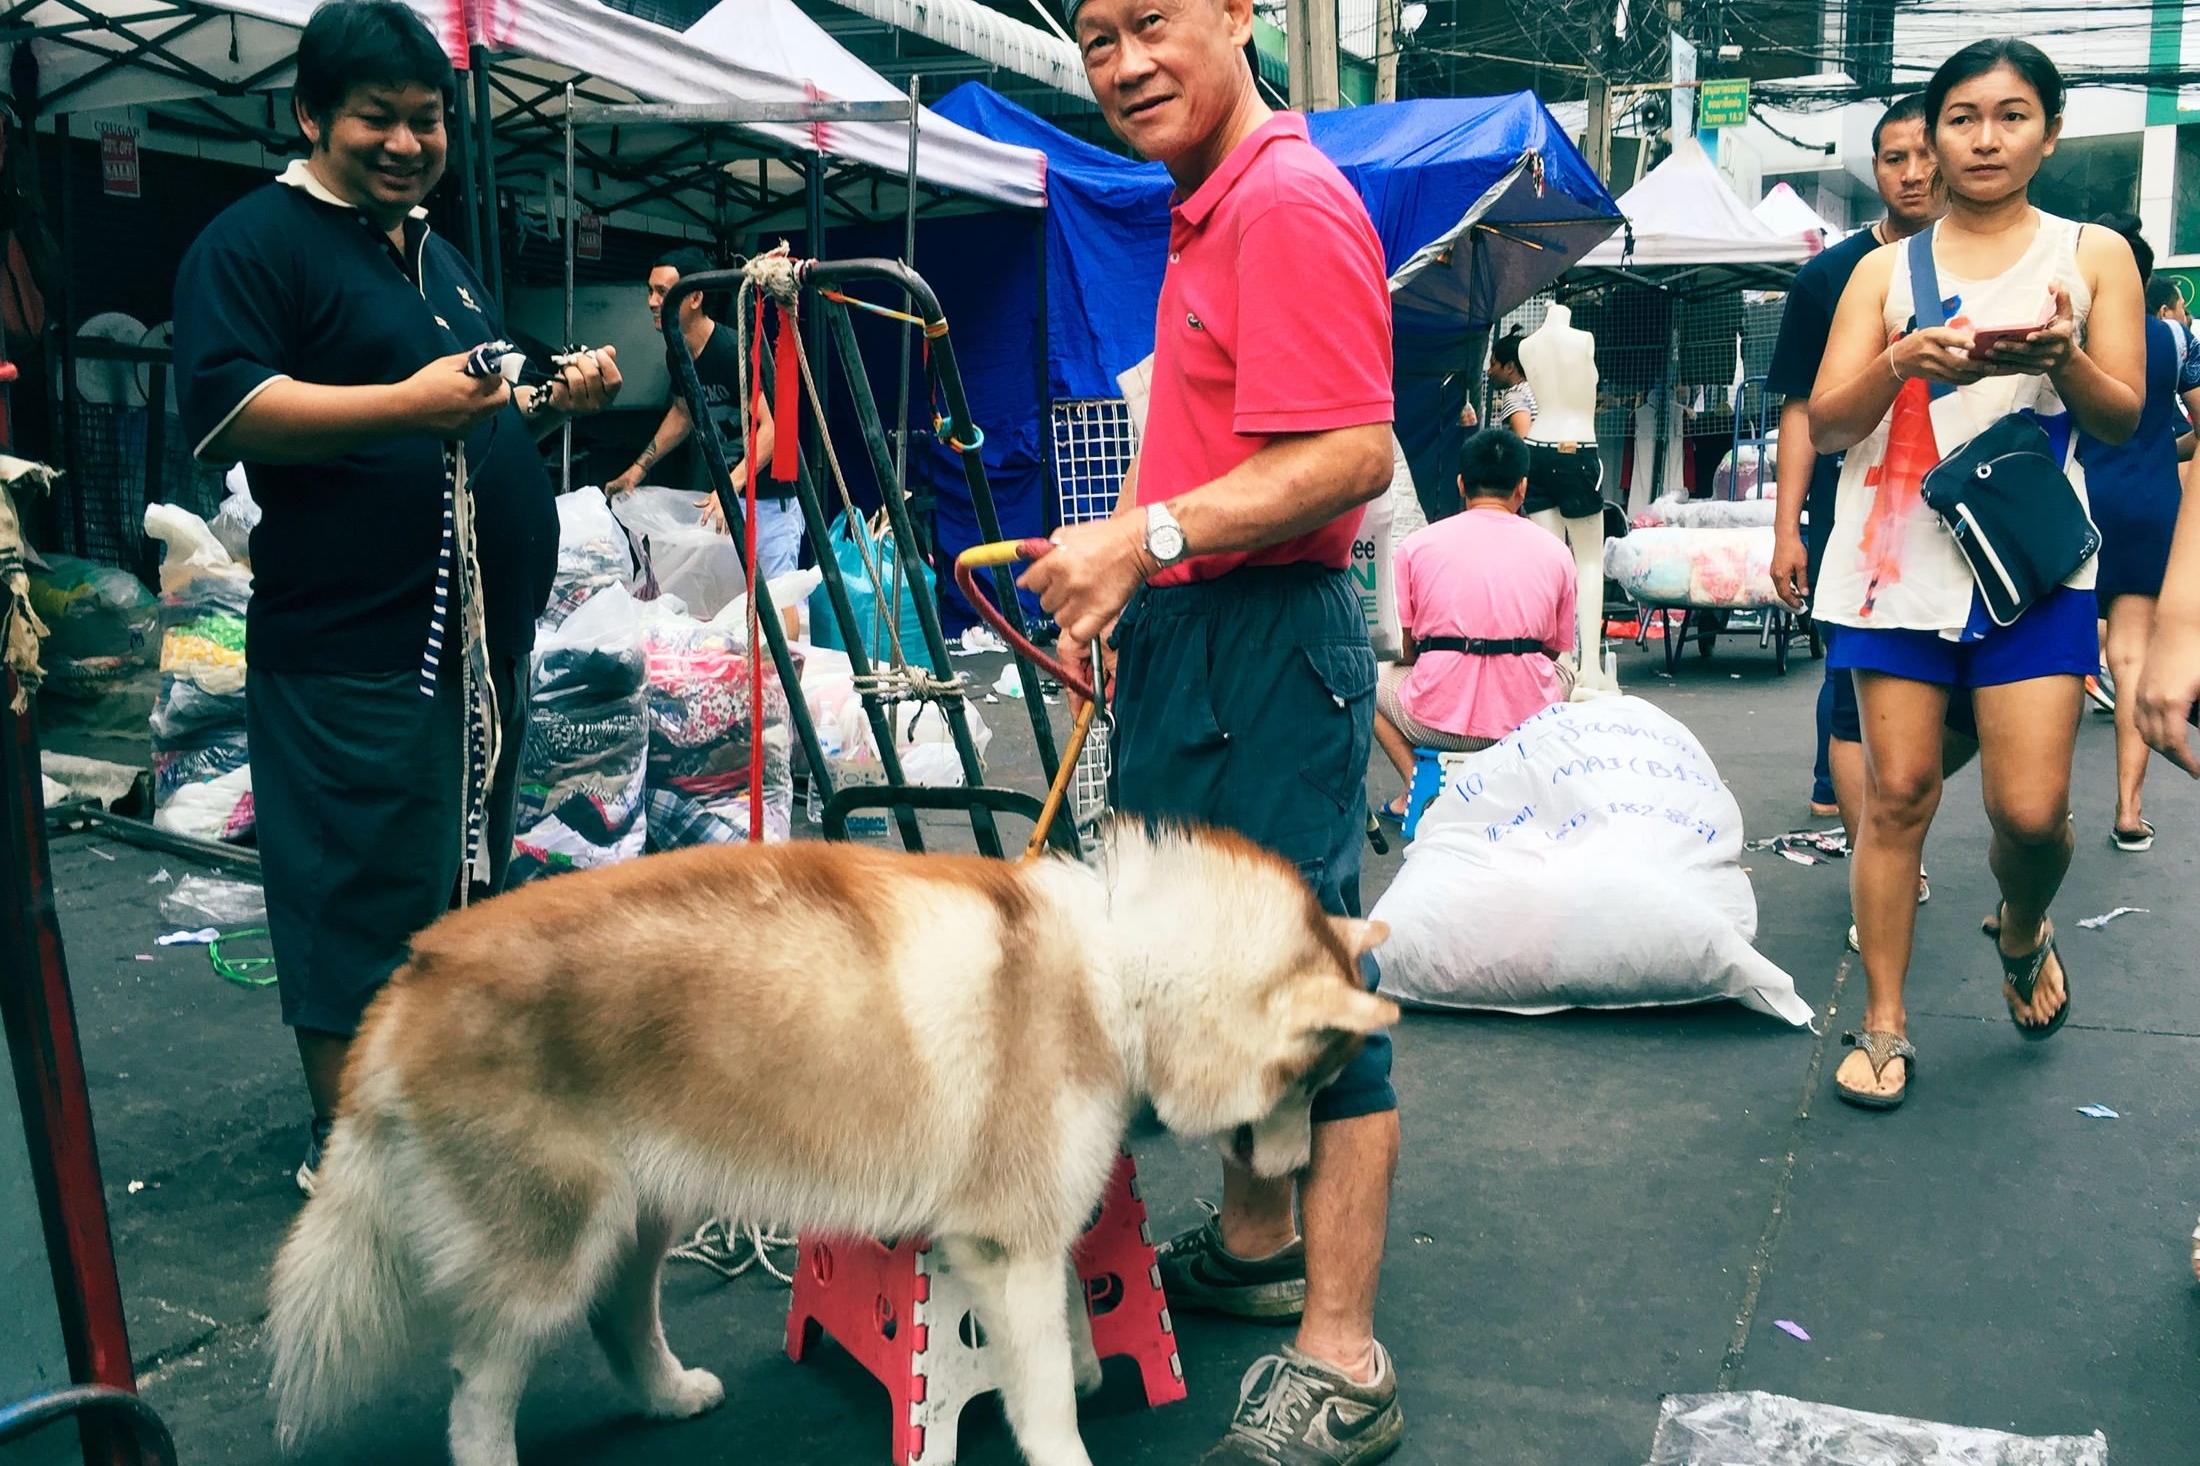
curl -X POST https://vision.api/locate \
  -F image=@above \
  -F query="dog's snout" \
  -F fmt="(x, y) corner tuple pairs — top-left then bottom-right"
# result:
(1231, 1124), (1256, 1168)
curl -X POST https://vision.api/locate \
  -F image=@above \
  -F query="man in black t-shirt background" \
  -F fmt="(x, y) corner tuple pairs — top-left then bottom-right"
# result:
(606, 248), (804, 576)
(173, 0), (621, 1195)
(1767, 95), (1941, 843)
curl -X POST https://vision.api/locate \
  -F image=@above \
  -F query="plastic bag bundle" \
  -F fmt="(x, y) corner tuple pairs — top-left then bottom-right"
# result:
(639, 601), (792, 843)
(1710, 441), (1778, 500)
(1371, 697), (1811, 1025)
(1631, 495), (1778, 530)
(1606, 526), (1781, 609)
(807, 513), (942, 676)
(143, 505), (253, 841)
(27, 552), (159, 700)
(509, 585), (650, 883)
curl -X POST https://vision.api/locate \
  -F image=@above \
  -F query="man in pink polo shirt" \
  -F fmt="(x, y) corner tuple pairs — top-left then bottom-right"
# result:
(1022, 0), (1401, 1459)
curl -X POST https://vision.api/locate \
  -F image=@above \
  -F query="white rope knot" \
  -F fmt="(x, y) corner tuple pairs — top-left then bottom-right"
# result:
(740, 242), (804, 305)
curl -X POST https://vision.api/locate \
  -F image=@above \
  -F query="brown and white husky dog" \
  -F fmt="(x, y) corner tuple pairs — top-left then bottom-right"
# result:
(266, 820), (1394, 1466)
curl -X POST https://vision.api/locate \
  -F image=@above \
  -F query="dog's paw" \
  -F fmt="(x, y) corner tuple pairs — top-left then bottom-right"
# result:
(644, 1367), (725, 1420)
(1073, 1353), (1104, 1399)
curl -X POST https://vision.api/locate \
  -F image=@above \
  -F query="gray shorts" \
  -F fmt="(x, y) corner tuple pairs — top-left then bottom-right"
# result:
(1109, 565), (1394, 1123)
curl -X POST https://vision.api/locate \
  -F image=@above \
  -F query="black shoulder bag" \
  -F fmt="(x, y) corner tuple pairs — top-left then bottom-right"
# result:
(1907, 227), (2100, 627)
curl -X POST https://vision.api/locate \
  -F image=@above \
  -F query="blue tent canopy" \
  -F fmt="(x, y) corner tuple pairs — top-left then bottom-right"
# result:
(930, 84), (1623, 515)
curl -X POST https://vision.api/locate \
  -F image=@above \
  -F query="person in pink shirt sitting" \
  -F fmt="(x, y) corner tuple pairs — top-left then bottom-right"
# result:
(1376, 430), (1578, 818)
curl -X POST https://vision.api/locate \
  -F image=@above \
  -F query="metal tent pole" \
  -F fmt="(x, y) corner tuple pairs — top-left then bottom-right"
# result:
(561, 81), (575, 494)
(470, 47), (501, 300)
(803, 158), (827, 476)
(450, 64), (483, 271)
(894, 76), (918, 500)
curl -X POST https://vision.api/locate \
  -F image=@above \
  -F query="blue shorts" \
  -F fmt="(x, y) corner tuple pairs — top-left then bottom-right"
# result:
(1827, 586), (2099, 692)
(1110, 566), (1395, 1124)
(1823, 625), (1862, 743)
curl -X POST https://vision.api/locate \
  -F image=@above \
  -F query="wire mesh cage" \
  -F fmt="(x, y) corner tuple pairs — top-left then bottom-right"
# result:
(1072, 710), (1112, 830)
(47, 401), (226, 571)
(1493, 283), (1791, 511)
(1050, 398), (1137, 528)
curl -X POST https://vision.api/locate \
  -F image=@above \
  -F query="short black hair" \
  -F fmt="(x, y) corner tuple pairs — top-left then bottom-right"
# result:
(1459, 428), (1530, 498)
(294, 1), (455, 137)
(1871, 94), (1927, 154)
(1924, 38), (2065, 140)
(2094, 211), (2152, 285)
(653, 246), (715, 278)
(2146, 275), (2184, 316)
(1489, 330), (1526, 373)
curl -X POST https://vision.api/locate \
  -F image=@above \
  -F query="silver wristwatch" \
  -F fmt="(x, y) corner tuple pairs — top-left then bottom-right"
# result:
(1144, 501), (1189, 568)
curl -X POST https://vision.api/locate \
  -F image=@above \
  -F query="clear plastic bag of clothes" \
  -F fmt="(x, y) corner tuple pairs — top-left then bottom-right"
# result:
(539, 487), (635, 631)
(637, 598), (793, 843)
(509, 584), (650, 883)
(143, 505), (253, 841)
(1648, 1391), (2106, 1466)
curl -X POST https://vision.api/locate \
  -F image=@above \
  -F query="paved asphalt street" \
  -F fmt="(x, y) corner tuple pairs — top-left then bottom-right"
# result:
(28, 636), (2200, 1465)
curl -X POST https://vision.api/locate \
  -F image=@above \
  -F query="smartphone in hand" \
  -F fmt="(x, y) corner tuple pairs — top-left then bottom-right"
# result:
(1968, 298), (2056, 356)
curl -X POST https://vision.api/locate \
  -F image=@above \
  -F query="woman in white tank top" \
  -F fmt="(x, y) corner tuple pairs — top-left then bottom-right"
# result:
(1806, 39), (2146, 1108)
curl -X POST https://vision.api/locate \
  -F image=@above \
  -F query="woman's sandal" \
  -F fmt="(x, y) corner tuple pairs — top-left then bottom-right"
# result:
(1836, 1030), (1916, 1110)
(2111, 819), (2155, 853)
(1997, 915), (2072, 1041)
(1379, 795), (1411, 822)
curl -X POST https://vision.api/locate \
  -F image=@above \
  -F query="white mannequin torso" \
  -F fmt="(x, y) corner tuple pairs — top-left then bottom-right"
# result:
(1518, 304), (1599, 445)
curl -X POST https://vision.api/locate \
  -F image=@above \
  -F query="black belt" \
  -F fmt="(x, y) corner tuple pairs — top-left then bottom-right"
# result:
(1418, 636), (1545, 656)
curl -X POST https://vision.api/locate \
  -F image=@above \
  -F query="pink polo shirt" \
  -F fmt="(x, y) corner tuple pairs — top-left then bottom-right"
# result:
(1396, 506), (1576, 740)
(1137, 112), (1394, 586)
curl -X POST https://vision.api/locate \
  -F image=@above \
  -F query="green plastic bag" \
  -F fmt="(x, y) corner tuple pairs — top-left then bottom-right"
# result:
(808, 513), (942, 676)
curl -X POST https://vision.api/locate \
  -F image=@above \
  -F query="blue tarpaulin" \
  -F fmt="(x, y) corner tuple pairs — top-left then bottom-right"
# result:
(930, 84), (1623, 518)
(821, 87), (1620, 631)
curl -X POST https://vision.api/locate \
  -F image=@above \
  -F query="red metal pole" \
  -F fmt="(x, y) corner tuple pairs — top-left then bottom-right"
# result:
(1, 667), (139, 1461)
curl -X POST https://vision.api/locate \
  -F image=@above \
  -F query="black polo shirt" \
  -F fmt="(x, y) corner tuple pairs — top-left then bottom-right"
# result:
(1766, 226), (1881, 593)
(175, 162), (556, 674)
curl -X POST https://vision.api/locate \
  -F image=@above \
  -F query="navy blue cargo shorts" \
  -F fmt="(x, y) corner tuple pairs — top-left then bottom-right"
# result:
(1109, 564), (1395, 1123)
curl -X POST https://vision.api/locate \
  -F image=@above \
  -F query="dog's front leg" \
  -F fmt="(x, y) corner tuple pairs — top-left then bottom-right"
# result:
(951, 1241), (1095, 1466)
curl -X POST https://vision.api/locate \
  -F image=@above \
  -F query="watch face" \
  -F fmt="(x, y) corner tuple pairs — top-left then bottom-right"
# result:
(1151, 524), (1186, 562)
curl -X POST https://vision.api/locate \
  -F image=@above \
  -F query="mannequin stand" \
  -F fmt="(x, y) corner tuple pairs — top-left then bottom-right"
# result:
(1530, 506), (1619, 697)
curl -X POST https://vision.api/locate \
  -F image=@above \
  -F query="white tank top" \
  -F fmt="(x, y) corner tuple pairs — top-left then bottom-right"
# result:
(1813, 210), (2095, 637)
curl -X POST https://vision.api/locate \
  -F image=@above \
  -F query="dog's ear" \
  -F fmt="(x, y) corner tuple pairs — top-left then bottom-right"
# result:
(1307, 985), (1399, 1040)
(1328, 916), (1390, 957)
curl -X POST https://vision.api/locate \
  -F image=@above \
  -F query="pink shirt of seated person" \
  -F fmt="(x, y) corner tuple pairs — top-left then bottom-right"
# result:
(1394, 505), (1577, 741)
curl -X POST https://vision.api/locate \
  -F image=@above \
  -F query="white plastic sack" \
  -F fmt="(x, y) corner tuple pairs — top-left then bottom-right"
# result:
(612, 485), (744, 619)
(1370, 697), (1811, 1025)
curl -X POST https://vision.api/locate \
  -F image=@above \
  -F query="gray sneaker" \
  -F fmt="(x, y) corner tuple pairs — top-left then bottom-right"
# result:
(1157, 1211), (1307, 1321)
(1198, 1344), (1403, 1466)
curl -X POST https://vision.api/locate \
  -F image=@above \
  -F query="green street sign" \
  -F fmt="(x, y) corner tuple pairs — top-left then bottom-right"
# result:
(1700, 78), (1750, 128)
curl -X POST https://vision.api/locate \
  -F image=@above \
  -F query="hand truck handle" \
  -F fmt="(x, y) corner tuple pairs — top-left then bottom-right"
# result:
(951, 539), (1096, 702)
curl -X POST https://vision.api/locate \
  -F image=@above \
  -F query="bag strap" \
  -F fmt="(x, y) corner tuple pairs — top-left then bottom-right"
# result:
(1905, 226), (1957, 402)
(1906, 226), (1943, 330)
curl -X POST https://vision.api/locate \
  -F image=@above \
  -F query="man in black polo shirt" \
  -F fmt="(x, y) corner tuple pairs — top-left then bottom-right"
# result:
(605, 247), (799, 575)
(173, 0), (621, 1194)
(1768, 94), (1936, 835)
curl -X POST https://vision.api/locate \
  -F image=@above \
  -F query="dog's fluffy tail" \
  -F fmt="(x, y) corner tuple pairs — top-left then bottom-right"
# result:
(265, 1110), (415, 1448)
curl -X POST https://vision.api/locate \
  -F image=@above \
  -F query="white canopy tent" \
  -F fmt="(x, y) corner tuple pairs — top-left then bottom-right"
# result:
(1753, 182), (1842, 248)
(1578, 138), (1815, 291)
(14, 0), (1048, 245)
